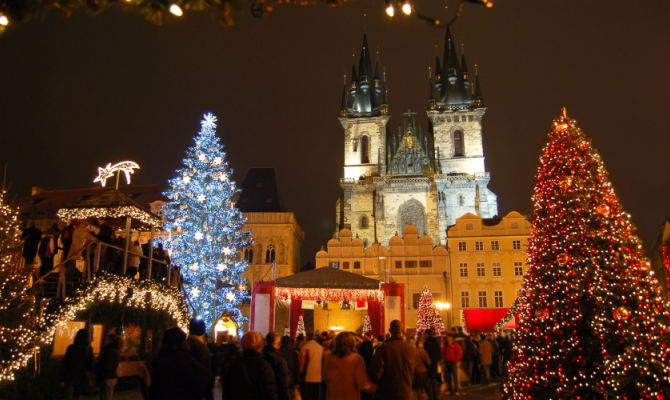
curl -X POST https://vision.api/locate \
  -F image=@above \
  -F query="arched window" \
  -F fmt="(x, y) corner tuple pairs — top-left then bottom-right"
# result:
(360, 215), (369, 229)
(265, 245), (275, 264)
(458, 195), (465, 206)
(244, 248), (254, 263)
(361, 135), (370, 164)
(453, 130), (464, 157)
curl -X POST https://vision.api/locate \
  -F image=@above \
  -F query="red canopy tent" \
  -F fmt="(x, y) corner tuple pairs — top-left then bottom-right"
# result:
(462, 308), (511, 333)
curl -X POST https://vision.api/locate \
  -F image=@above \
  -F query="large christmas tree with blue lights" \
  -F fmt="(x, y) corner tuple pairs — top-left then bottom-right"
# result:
(162, 113), (252, 330)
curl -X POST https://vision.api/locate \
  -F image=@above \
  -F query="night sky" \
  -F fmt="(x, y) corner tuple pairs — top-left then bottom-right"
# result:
(1, 0), (669, 264)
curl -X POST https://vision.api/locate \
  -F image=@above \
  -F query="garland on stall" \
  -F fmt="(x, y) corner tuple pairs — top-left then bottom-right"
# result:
(494, 298), (518, 331)
(39, 272), (190, 344)
(274, 286), (383, 302)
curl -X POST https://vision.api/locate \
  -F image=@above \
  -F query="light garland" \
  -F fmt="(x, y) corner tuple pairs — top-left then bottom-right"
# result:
(274, 286), (383, 302)
(39, 272), (190, 345)
(57, 205), (163, 228)
(0, 190), (37, 382)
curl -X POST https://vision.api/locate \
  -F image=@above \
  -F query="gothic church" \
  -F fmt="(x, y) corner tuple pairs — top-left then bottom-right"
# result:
(336, 29), (498, 247)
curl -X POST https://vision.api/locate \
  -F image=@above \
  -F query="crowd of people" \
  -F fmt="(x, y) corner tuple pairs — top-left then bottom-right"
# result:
(60, 318), (513, 400)
(21, 219), (173, 285)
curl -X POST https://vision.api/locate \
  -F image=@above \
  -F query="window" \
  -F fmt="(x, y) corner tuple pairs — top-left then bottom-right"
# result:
(461, 291), (470, 308)
(420, 260), (432, 268)
(492, 262), (502, 277)
(512, 240), (521, 250)
(354, 261), (361, 269)
(453, 130), (464, 157)
(478, 291), (487, 308)
(459, 195), (465, 207)
(514, 261), (523, 276)
(361, 135), (370, 164)
(413, 293), (422, 309)
(360, 215), (369, 229)
(475, 241), (484, 251)
(244, 248), (254, 263)
(342, 261), (350, 269)
(476, 262), (485, 277)
(494, 291), (503, 308)
(330, 262), (339, 269)
(265, 246), (275, 263)
(459, 263), (468, 277)
(491, 240), (500, 251)
(466, 223), (473, 230)
(406, 260), (417, 268)
(511, 222), (519, 229)
(395, 260), (402, 269)
(458, 241), (467, 251)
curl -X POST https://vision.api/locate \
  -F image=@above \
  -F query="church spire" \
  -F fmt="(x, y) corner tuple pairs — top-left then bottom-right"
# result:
(473, 64), (484, 107)
(443, 26), (460, 86)
(345, 34), (386, 117)
(460, 43), (470, 90)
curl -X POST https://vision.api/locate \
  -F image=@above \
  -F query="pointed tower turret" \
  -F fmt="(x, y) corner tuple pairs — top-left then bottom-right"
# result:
(473, 64), (484, 107)
(345, 34), (386, 116)
(443, 27), (460, 86)
(460, 43), (470, 90)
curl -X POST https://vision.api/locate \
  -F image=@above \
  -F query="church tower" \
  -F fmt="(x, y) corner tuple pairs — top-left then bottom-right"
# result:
(336, 34), (390, 245)
(427, 27), (498, 240)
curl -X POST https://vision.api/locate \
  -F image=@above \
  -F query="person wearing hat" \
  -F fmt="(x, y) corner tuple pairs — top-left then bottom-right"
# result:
(186, 318), (213, 400)
(369, 320), (417, 400)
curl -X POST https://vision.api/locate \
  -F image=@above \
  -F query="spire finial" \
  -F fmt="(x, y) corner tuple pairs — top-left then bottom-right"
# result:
(562, 107), (568, 119)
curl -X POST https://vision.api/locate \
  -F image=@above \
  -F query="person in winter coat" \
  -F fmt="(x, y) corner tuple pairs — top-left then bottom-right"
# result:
(222, 331), (278, 400)
(150, 327), (208, 400)
(477, 334), (493, 384)
(300, 332), (324, 400)
(422, 329), (442, 400)
(96, 333), (122, 400)
(278, 335), (300, 398)
(61, 329), (95, 400)
(21, 222), (42, 266)
(323, 331), (376, 400)
(413, 338), (431, 400)
(369, 320), (417, 400)
(126, 239), (142, 278)
(442, 334), (462, 395)
(459, 334), (477, 385)
(186, 318), (213, 400)
(37, 228), (57, 276)
(264, 332), (291, 400)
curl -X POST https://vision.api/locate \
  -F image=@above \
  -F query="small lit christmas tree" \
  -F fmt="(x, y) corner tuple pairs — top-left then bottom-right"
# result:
(415, 287), (444, 336)
(296, 315), (305, 337)
(161, 113), (252, 330)
(0, 191), (36, 382)
(362, 314), (371, 336)
(503, 109), (670, 398)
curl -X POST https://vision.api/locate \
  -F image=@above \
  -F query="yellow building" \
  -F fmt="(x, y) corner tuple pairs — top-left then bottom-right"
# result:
(446, 211), (530, 330)
(316, 225), (449, 333)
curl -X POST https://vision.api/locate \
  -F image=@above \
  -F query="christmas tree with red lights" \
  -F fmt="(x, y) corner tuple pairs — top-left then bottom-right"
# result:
(503, 109), (670, 398)
(415, 287), (444, 336)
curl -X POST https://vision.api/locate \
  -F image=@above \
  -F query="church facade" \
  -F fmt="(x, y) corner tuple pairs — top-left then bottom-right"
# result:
(336, 30), (498, 247)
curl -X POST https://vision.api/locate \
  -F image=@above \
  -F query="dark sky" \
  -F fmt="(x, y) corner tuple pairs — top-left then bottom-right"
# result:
(1, 0), (669, 264)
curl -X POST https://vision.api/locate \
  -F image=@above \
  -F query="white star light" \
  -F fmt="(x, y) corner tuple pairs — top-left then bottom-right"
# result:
(192, 287), (200, 297)
(212, 157), (222, 166)
(197, 194), (206, 202)
(201, 113), (218, 129)
(217, 263), (226, 271)
(183, 175), (191, 184)
(222, 247), (232, 256)
(194, 231), (203, 240)
(226, 292), (235, 302)
(191, 262), (198, 269)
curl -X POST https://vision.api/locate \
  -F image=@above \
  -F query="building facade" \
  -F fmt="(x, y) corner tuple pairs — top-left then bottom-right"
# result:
(336, 30), (498, 248)
(446, 212), (530, 328)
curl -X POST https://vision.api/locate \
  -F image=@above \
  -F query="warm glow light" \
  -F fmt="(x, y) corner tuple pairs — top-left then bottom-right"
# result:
(485, 1), (493, 8)
(0, 15), (8, 26)
(401, 0), (412, 15)
(435, 301), (451, 310)
(169, 3), (183, 16)
(329, 326), (344, 331)
(94, 161), (140, 187)
(385, 3), (395, 17)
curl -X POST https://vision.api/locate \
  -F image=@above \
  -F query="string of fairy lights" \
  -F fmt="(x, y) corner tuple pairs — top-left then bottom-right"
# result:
(502, 109), (670, 398)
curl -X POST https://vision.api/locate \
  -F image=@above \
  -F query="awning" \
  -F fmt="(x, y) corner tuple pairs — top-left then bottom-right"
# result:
(462, 308), (510, 333)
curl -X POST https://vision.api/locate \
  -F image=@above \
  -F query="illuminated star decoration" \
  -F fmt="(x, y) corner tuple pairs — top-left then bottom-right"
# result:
(93, 161), (141, 187)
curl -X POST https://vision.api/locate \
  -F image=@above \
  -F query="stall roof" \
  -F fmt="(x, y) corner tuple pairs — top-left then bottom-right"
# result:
(275, 267), (380, 289)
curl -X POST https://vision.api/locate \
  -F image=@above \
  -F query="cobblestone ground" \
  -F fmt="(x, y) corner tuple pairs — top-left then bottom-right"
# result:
(82, 380), (503, 400)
